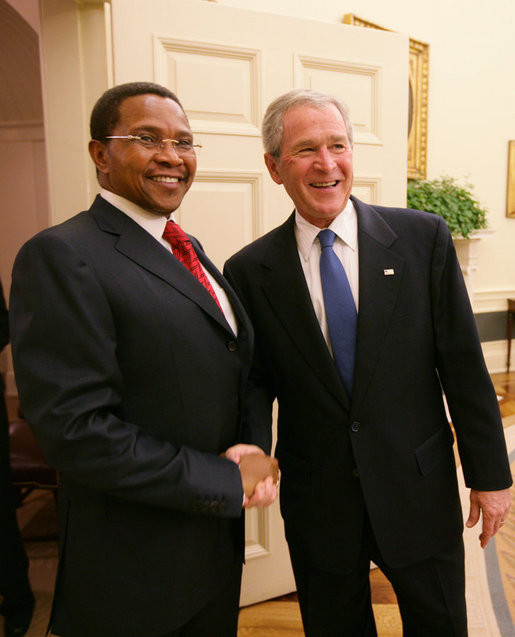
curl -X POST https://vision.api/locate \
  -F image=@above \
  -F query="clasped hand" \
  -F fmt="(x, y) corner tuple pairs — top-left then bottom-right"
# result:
(224, 444), (279, 508)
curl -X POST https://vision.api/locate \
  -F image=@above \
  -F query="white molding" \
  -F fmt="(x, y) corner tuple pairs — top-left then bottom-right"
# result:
(294, 54), (382, 145)
(473, 290), (515, 314)
(181, 169), (264, 241)
(153, 35), (262, 137)
(0, 120), (44, 141)
(481, 340), (512, 374)
(244, 507), (271, 561)
(353, 174), (382, 204)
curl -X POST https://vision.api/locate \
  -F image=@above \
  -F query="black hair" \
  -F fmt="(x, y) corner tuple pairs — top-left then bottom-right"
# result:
(90, 81), (184, 140)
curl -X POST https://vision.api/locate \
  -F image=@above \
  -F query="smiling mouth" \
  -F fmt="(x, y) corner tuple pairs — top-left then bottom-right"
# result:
(311, 180), (339, 188)
(150, 176), (180, 183)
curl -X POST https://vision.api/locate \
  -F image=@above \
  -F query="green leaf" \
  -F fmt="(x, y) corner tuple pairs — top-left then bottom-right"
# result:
(407, 176), (488, 238)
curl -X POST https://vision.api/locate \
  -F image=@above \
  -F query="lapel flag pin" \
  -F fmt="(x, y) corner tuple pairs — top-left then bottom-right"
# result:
(384, 269), (395, 276)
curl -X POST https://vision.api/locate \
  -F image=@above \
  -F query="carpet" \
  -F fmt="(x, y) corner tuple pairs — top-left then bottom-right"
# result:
(459, 417), (515, 637)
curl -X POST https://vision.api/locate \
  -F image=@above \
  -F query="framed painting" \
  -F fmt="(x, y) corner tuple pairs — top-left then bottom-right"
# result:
(343, 14), (429, 179)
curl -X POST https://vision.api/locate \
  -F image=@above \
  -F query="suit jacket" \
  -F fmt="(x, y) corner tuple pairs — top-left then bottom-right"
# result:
(225, 195), (512, 574)
(9, 195), (264, 637)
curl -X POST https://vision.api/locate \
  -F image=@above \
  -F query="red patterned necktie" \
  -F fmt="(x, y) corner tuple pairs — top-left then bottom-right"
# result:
(162, 220), (223, 312)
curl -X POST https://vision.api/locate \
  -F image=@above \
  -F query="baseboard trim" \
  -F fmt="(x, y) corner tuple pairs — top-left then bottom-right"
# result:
(481, 340), (512, 374)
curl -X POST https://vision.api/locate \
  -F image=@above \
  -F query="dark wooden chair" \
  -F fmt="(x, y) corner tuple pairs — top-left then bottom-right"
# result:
(9, 418), (58, 503)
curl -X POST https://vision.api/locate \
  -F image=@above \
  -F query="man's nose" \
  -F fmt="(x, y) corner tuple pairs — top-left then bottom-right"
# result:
(313, 147), (336, 170)
(155, 140), (184, 163)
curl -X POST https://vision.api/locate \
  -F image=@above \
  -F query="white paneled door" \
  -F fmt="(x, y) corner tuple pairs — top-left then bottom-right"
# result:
(110, 0), (409, 605)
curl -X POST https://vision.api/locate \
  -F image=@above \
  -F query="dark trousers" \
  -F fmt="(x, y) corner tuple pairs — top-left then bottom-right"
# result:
(161, 560), (242, 637)
(0, 393), (33, 615)
(287, 514), (467, 637)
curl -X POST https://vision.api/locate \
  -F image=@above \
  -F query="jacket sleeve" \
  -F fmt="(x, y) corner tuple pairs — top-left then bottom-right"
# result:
(9, 232), (244, 517)
(431, 217), (512, 491)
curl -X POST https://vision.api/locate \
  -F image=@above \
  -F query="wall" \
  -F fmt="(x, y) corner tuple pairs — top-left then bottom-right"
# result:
(0, 0), (48, 393)
(0, 0), (46, 294)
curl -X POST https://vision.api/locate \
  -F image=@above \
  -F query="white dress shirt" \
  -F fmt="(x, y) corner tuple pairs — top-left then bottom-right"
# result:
(100, 189), (238, 335)
(294, 198), (359, 351)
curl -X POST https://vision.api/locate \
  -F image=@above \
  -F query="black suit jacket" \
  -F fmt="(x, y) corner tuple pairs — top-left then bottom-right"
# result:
(225, 196), (512, 573)
(9, 195), (264, 636)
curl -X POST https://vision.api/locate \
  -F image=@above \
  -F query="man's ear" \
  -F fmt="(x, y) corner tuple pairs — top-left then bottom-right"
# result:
(89, 139), (109, 175)
(264, 153), (283, 185)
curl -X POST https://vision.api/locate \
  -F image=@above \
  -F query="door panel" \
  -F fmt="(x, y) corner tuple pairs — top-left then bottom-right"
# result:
(111, 0), (408, 605)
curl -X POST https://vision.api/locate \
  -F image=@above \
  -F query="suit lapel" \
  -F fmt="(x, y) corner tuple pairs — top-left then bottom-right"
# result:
(194, 238), (253, 343)
(351, 196), (404, 415)
(262, 215), (350, 410)
(89, 196), (234, 336)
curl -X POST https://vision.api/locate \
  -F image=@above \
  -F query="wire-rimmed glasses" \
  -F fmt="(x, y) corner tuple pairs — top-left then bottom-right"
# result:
(103, 134), (202, 156)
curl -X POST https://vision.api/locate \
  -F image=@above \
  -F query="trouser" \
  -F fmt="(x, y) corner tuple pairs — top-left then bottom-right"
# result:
(287, 513), (467, 637)
(0, 394), (33, 615)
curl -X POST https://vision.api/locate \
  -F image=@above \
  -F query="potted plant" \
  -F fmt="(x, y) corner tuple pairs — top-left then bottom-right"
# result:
(407, 176), (488, 239)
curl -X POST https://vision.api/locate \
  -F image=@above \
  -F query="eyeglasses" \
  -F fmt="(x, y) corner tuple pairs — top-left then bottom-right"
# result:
(103, 134), (202, 155)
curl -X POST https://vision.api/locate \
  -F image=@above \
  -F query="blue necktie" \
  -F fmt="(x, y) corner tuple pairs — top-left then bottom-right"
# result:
(319, 229), (357, 395)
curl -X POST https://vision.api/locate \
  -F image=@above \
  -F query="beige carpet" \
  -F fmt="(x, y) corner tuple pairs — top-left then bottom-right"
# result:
(459, 416), (515, 637)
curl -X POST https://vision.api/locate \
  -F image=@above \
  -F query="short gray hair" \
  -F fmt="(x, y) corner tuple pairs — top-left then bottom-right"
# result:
(262, 89), (354, 159)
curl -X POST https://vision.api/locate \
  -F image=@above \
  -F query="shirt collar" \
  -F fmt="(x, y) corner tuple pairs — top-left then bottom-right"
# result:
(295, 198), (358, 262)
(100, 189), (177, 243)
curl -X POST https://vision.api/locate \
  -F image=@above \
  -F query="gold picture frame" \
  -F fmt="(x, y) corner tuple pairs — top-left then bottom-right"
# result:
(507, 141), (515, 218)
(343, 14), (429, 179)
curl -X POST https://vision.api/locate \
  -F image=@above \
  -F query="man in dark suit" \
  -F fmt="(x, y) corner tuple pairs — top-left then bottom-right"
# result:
(0, 281), (34, 637)
(9, 82), (278, 637)
(224, 89), (512, 636)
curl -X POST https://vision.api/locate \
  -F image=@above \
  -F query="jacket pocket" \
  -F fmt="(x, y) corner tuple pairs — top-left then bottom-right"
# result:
(415, 425), (454, 476)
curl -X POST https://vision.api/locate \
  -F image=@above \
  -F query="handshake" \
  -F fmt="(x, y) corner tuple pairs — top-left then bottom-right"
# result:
(224, 444), (279, 509)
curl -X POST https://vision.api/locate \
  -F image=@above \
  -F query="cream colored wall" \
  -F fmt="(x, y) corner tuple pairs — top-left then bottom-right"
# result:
(218, 0), (515, 311)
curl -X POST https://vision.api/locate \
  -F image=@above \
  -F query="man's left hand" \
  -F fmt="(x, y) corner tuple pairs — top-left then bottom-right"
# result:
(466, 488), (511, 548)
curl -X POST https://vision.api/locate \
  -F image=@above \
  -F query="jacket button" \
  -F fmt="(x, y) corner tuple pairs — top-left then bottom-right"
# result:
(352, 468), (360, 478)
(227, 340), (238, 352)
(351, 421), (360, 433)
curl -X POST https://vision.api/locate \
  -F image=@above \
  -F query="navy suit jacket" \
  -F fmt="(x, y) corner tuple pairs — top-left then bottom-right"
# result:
(9, 195), (265, 636)
(224, 195), (512, 573)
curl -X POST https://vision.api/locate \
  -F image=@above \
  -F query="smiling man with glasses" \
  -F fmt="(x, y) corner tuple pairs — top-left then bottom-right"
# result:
(9, 81), (278, 637)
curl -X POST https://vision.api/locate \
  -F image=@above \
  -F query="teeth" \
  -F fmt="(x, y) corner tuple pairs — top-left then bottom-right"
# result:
(152, 176), (179, 183)
(311, 181), (337, 188)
